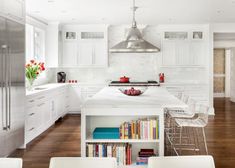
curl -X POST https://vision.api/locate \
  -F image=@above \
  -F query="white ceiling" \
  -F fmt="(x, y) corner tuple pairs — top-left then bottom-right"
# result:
(26, 0), (235, 24)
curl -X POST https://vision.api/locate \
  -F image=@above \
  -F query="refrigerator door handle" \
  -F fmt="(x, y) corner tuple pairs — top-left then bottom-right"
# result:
(1, 45), (8, 131)
(7, 46), (11, 130)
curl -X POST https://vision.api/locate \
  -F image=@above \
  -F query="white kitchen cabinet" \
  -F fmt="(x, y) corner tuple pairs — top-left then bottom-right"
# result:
(25, 85), (69, 144)
(61, 25), (108, 68)
(93, 42), (107, 66)
(78, 41), (107, 67)
(162, 41), (176, 66)
(69, 85), (82, 113)
(162, 29), (206, 67)
(0, 0), (25, 23)
(77, 42), (93, 66)
(190, 42), (205, 65)
(62, 42), (78, 67)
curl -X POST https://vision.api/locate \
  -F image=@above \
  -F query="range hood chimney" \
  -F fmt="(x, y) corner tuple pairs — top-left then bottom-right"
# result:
(109, 0), (160, 53)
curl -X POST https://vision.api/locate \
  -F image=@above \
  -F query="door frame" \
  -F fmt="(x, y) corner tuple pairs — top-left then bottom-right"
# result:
(213, 48), (231, 98)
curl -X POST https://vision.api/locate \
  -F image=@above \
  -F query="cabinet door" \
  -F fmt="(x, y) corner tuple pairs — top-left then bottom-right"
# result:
(78, 42), (93, 66)
(176, 41), (191, 65)
(69, 86), (82, 112)
(162, 41), (176, 66)
(93, 42), (107, 66)
(62, 42), (78, 67)
(190, 42), (205, 65)
(51, 98), (58, 121)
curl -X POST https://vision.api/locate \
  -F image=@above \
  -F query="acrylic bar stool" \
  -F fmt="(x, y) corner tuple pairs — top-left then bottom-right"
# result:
(164, 94), (190, 129)
(165, 99), (197, 155)
(173, 104), (209, 155)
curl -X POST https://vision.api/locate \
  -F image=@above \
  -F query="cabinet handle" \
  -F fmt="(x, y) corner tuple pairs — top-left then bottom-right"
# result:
(29, 100), (35, 103)
(37, 103), (45, 107)
(28, 127), (34, 131)
(29, 113), (35, 116)
(37, 96), (45, 100)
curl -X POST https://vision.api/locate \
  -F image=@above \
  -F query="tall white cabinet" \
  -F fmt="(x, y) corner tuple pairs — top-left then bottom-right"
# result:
(61, 25), (108, 68)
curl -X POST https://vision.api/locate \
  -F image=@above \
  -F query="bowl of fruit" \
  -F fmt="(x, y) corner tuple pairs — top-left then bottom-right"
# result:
(119, 87), (147, 96)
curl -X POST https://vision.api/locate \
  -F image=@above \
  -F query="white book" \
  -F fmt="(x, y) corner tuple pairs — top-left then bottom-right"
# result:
(116, 146), (120, 165)
(123, 146), (126, 165)
(119, 146), (123, 166)
(107, 145), (112, 157)
(88, 144), (93, 157)
(98, 144), (103, 157)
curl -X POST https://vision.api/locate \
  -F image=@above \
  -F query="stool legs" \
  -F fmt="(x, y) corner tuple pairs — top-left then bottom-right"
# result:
(202, 127), (208, 155)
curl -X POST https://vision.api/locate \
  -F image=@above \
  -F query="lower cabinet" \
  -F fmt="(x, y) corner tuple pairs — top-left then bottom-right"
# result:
(69, 84), (105, 113)
(25, 86), (69, 144)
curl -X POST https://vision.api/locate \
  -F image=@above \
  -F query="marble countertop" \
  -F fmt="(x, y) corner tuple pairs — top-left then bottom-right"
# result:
(26, 83), (69, 96)
(82, 87), (187, 109)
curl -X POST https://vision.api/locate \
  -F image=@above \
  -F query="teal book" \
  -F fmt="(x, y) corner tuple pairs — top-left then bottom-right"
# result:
(93, 127), (120, 139)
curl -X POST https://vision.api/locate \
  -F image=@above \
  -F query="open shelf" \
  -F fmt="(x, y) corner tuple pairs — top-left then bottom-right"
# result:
(85, 137), (160, 143)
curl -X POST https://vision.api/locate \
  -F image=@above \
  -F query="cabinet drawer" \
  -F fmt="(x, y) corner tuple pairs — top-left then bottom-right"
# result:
(25, 112), (38, 132)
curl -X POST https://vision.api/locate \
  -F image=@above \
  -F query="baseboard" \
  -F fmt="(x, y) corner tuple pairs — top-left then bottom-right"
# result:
(230, 97), (235, 102)
(214, 93), (225, 97)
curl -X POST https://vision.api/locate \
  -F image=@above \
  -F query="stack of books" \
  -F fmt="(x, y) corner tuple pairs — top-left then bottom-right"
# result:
(86, 143), (132, 165)
(136, 149), (156, 165)
(119, 118), (159, 139)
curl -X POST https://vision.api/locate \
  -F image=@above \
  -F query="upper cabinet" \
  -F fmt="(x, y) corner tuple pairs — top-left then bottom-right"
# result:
(61, 25), (108, 68)
(161, 29), (207, 67)
(0, 0), (25, 23)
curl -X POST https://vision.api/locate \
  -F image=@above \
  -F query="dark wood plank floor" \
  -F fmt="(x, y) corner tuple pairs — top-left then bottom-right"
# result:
(10, 98), (235, 168)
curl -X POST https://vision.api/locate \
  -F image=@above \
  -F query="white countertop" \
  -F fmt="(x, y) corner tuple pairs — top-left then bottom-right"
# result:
(26, 83), (68, 96)
(82, 87), (187, 109)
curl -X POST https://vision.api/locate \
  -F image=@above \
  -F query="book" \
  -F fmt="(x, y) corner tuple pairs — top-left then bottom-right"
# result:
(87, 143), (132, 166)
(119, 118), (159, 140)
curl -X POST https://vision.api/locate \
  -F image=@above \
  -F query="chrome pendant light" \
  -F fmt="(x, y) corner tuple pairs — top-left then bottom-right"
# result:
(110, 0), (160, 53)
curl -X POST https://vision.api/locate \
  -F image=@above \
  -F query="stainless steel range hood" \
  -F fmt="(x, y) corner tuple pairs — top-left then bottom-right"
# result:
(110, 0), (160, 53)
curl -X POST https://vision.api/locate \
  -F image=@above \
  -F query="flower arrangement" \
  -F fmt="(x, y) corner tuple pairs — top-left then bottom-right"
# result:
(25, 60), (45, 90)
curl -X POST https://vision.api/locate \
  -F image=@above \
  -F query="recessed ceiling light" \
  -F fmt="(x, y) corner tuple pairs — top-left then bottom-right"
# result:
(217, 10), (224, 14)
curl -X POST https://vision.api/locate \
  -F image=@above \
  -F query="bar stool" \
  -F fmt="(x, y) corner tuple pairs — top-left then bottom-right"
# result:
(172, 104), (209, 155)
(164, 94), (190, 129)
(165, 99), (197, 155)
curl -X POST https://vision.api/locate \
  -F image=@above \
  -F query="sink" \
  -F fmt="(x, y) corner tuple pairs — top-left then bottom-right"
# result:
(34, 87), (48, 90)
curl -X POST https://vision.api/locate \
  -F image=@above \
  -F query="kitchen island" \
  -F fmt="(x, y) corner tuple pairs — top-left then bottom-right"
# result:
(81, 87), (186, 167)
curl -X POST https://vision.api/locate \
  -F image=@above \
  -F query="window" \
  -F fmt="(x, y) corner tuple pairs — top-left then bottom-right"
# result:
(26, 24), (45, 62)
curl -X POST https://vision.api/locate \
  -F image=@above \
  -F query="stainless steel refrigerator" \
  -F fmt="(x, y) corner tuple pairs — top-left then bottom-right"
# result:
(0, 16), (25, 157)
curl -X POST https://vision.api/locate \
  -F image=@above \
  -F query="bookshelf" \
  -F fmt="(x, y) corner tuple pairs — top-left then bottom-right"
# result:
(81, 107), (165, 168)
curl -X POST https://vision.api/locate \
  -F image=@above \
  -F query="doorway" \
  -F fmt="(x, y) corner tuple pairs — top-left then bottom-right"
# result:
(213, 33), (235, 98)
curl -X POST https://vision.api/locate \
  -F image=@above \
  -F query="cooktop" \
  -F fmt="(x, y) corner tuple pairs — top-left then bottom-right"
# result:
(109, 81), (160, 86)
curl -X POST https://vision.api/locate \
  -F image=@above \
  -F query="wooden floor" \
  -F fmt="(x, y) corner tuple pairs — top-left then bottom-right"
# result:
(10, 98), (235, 168)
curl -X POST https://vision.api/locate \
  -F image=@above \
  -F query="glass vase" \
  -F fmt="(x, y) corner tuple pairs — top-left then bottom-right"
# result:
(27, 78), (35, 91)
